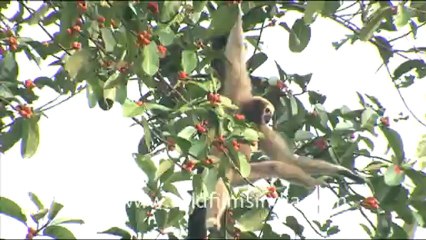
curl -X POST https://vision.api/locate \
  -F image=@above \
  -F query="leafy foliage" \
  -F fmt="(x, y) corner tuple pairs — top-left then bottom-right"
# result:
(0, 1), (425, 239)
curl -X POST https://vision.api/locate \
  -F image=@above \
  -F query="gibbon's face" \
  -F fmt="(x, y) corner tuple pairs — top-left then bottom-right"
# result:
(240, 97), (275, 125)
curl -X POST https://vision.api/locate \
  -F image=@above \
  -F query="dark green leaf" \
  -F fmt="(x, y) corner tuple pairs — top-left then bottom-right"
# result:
(100, 227), (132, 239)
(359, 6), (392, 41)
(0, 196), (27, 225)
(380, 127), (405, 162)
(0, 52), (19, 82)
(285, 216), (304, 236)
(0, 117), (23, 153)
(247, 52), (267, 72)
(393, 59), (426, 80)
(208, 4), (239, 37)
(44, 225), (76, 239)
(289, 18), (311, 53)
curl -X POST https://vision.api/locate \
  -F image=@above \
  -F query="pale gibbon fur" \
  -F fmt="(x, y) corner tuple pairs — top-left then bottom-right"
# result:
(187, 6), (365, 238)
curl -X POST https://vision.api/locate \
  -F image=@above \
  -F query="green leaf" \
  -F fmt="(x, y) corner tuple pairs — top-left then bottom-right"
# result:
(44, 225), (76, 239)
(0, 117), (23, 153)
(359, 6), (392, 41)
(361, 108), (378, 133)
(394, 5), (411, 27)
(28, 192), (44, 210)
(31, 208), (48, 223)
(47, 201), (64, 220)
(101, 28), (116, 52)
(247, 52), (267, 72)
(289, 18), (311, 53)
(50, 218), (84, 225)
(0, 197), (27, 225)
(20, 117), (40, 159)
(238, 208), (269, 232)
(285, 216), (304, 236)
(182, 50), (197, 73)
(141, 117), (152, 151)
(166, 207), (185, 228)
(99, 227), (131, 239)
(103, 72), (122, 89)
(202, 168), (219, 195)
(208, 4), (239, 37)
(384, 165), (405, 186)
(122, 100), (145, 117)
(160, 1), (181, 22)
(0, 84), (14, 99)
(156, 159), (174, 180)
(242, 128), (259, 142)
(64, 49), (91, 79)
(177, 126), (197, 140)
(327, 225), (340, 236)
(393, 59), (426, 80)
(304, 1), (325, 24)
(142, 41), (159, 76)
(380, 127), (405, 162)
(134, 154), (157, 182)
(157, 27), (175, 46)
(0, 52), (18, 82)
(238, 152), (250, 178)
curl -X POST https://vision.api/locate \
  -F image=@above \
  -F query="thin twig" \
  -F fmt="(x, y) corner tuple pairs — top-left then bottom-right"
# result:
(258, 197), (279, 238)
(383, 63), (426, 128)
(292, 203), (327, 238)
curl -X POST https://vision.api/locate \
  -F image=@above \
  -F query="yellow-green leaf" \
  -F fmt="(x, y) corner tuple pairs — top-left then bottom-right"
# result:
(20, 117), (40, 159)
(142, 41), (159, 76)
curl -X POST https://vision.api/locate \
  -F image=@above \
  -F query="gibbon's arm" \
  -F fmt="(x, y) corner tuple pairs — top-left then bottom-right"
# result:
(257, 124), (365, 184)
(223, 10), (252, 105)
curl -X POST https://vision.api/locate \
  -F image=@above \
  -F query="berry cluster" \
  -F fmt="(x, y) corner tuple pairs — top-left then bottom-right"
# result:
(147, 2), (159, 14)
(266, 186), (278, 198)
(380, 116), (390, 127)
(231, 139), (240, 151)
(97, 15), (106, 28)
(361, 196), (379, 210)
(313, 137), (328, 151)
(195, 120), (208, 134)
(137, 30), (152, 47)
(24, 79), (36, 90)
(157, 44), (167, 58)
(207, 92), (221, 105)
(182, 160), (196, 172)
(17, 105), (33, 119)
(8, 36), (18, 51)
(26, 227), (37, 240)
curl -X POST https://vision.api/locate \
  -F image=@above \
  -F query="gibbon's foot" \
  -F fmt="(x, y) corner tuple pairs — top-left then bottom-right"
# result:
(337, 169), (366, 184)
(206, 217), (220, 230)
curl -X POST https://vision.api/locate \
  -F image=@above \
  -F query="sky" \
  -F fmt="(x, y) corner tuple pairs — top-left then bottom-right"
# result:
(1, 1), (426, 239)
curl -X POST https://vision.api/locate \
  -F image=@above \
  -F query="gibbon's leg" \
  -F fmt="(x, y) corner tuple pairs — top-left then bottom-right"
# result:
(257, 124), (365, 183)
(231, 161), (325, 188)
(296, 156), (365, 183)
(206, 177), (231, 230)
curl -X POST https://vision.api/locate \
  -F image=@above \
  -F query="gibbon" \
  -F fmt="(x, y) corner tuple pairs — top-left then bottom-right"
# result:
(187, 6), (365, 239)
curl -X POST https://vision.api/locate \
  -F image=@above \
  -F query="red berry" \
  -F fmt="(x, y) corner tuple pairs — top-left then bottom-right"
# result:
(157, 44), (167, 58)
(71, 41), (81, 50)
(97, 15), (106, 23)
(178, 71), (188, 80)
(380, 117), (390, 127)
(147, 2), (159, 14)
(234, 114), (245, 121)
(24, 79), (36, 89)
